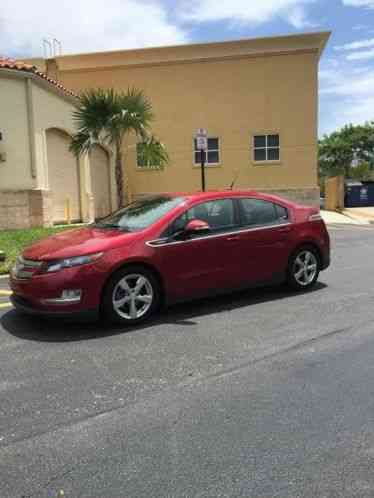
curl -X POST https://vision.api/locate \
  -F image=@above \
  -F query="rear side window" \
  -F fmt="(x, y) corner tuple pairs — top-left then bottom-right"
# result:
(239, 198), (288, 227)
(275, 204), (288, 221)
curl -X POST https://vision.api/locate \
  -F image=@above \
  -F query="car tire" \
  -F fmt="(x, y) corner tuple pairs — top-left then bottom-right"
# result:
(287, 246), (321, 291)
(102, 266), (161, 325)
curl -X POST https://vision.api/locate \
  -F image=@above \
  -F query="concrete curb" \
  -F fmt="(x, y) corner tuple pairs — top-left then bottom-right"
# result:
(340, 212), (370, 225)
(320, 210), (367, 225)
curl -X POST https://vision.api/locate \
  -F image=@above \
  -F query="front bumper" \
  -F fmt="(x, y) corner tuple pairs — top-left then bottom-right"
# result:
(9, 262), (107, 316)
(10, 294), (98, 320)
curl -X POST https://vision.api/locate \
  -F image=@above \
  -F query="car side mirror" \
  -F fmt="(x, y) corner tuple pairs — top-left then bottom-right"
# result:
(184, 219), (211, 235)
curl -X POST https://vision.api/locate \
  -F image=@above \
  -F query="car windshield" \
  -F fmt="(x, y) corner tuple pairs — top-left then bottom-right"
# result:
(95, 195), (184, 231)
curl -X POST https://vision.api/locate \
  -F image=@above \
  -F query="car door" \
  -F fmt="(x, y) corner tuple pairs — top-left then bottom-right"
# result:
(235, 198), (292, 284)
(154, 198), (241, 301)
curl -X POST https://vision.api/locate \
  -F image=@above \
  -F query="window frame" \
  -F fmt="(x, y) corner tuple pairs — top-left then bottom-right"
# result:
(252, 134), (280, 164)
(237, 197), (289, 229)
(193, 137), (221, 166)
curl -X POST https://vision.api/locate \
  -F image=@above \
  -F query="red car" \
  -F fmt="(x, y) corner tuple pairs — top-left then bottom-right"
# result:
(10, 191), (330, 324)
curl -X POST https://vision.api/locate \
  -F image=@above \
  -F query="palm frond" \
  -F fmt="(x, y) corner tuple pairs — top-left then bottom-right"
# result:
(118, 88), (154, 136)
(70, 87), (162, 164)
(72, 88), (118, 134)
(69, 131), (95, 157)
(137, 135), (169, 168)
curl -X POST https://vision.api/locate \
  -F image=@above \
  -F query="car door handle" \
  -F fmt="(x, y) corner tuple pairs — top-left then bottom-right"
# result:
(226, 235), (241, 242)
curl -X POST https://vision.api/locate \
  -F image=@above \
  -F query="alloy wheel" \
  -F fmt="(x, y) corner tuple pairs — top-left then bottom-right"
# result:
(112, 273), (154, 320)
(292, 250), (318, 287)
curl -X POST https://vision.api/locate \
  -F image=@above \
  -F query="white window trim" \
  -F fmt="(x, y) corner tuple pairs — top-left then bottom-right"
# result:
(252, 134), (281, 164)
(193, 137), (221, 166)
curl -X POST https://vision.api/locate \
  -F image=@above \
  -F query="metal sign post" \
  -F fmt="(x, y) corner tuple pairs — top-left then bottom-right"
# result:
(201, 147), (206, 192)
(195, 129), (208, 192)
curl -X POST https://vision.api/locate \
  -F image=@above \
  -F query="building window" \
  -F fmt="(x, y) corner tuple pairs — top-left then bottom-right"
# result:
(136, 142), (161, 169)
(194, 138), (220, 165)
(253, 134), (280, 162)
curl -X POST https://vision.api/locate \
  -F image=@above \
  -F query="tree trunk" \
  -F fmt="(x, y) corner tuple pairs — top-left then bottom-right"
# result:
(115, 140), (124, 208)
(344, 163), (351, 178)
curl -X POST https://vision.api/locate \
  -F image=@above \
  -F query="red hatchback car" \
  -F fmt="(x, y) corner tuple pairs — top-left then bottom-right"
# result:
(10, 191), (330, 324)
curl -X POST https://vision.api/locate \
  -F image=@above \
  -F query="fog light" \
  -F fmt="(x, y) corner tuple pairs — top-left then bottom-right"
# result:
(61, 289), (82, 300)
(41, 289), (82, 305)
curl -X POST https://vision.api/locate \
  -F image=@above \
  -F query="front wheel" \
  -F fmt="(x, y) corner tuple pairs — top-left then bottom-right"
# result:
(287, 247), (320, 291)
(102, 266), (160, 325)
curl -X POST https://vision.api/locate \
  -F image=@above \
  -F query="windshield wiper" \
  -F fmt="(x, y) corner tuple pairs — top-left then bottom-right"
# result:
(95, 223), (121, 229)
(95, 223), (132, 231)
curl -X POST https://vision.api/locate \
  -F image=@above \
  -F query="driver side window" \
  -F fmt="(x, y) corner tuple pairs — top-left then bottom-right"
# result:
(169, 199), (236, 237)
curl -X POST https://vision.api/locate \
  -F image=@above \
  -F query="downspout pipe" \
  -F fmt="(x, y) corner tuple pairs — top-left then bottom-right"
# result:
(25, 77), (37, 179)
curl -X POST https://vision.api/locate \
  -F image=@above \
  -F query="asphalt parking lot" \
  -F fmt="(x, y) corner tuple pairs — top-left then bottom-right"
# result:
(1, 224), (374, 497)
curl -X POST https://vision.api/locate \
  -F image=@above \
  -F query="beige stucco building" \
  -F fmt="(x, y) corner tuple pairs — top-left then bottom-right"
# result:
(0, 58), (116, 229)
(1, 31), (329, 229)
(31, 31), (330, 208)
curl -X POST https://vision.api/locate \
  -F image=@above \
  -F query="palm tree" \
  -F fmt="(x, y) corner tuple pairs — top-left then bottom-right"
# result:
(70, 88), (168, 208)
(136, 135), (169, 169)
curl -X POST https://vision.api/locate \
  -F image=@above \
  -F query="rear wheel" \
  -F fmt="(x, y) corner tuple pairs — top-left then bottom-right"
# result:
(287, 247), (320, 290)
(102, 266), (160, 325)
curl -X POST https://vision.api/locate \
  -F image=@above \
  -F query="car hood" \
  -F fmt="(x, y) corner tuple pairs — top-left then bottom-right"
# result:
(22, 226), (140, 260)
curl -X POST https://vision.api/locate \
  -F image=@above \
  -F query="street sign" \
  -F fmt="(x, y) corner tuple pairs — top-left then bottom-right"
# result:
(196, 128), (207, 137)
(195, 128), (208, 151)
(196, 136), (208, 150)
(195, 129), (208, 191)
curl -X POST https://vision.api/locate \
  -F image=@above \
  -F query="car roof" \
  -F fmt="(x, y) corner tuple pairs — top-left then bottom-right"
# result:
(154, 190), (296, 207)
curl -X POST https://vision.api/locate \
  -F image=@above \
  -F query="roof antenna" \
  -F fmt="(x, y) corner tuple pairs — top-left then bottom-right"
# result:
(229, 170), (240, 190)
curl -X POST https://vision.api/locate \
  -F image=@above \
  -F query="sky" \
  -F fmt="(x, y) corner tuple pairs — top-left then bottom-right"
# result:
(1, 0), (374, 136)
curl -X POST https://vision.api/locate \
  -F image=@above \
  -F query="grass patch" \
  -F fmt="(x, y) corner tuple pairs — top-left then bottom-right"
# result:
(0, 226), (82, 274)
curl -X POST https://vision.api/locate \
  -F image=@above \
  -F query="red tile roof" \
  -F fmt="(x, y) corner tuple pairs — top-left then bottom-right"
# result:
(0, 57), (77, 98)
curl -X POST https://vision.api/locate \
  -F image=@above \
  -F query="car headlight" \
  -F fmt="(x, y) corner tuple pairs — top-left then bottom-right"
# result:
(44, 252), (104, 273)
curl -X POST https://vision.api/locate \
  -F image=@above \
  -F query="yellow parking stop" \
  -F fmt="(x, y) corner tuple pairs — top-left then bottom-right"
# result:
(0, 290), (12, 296)
(0, 302), (12, 309)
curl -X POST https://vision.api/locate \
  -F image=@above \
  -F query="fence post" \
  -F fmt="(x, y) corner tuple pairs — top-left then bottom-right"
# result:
(325, 175), (345, 211)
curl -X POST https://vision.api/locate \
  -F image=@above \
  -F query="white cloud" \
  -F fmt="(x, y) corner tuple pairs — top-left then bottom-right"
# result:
(335, 37), (374, 51)
(342, 96), (374, 122)
(352, 24), (369, 30)
(180, 0), (317, 29)
(319, 65), (374, 133)
(342, 0), (374, 7)
(334, 37), (374, 62)
(346, 47), (374, 60)
(319, 68), (341, 83)
(0, 0), (187, 57)
(321, 70), (374, 97)
(287, 5), (317, 28)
